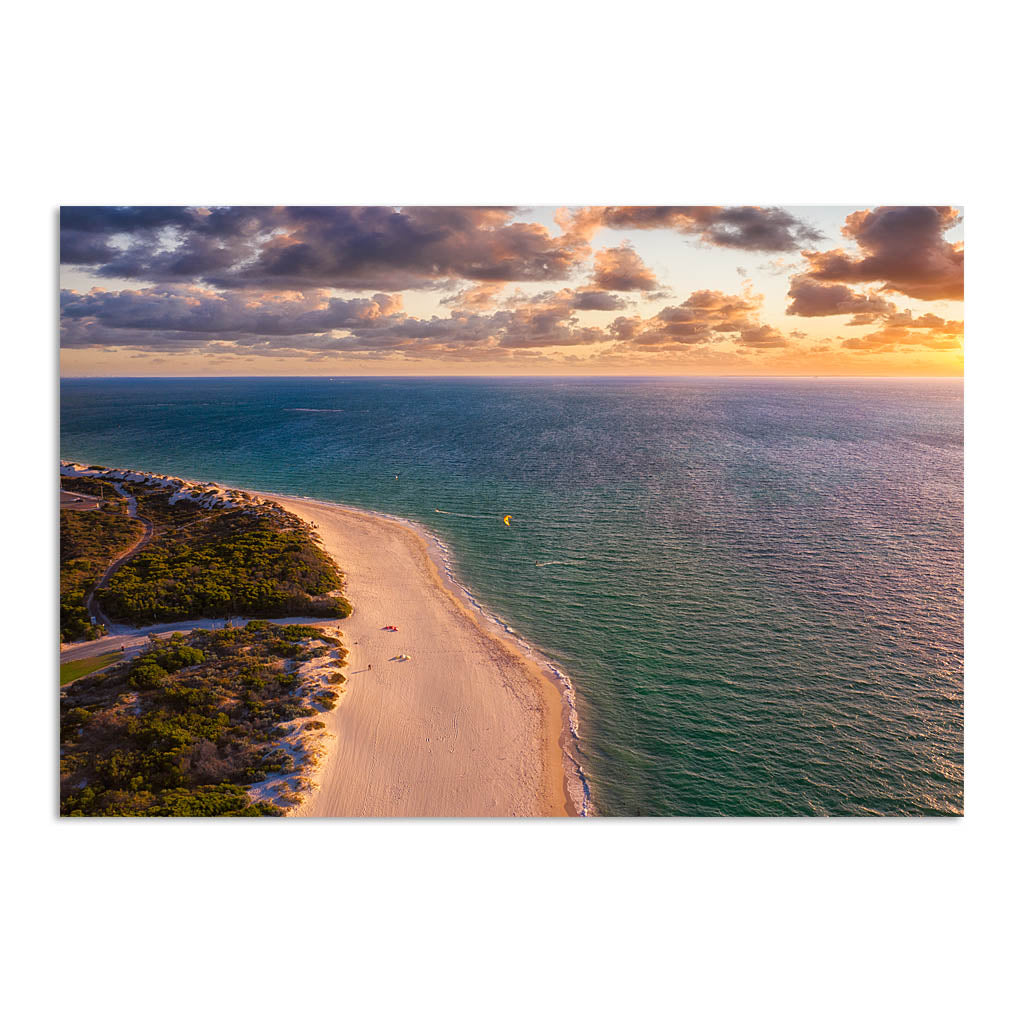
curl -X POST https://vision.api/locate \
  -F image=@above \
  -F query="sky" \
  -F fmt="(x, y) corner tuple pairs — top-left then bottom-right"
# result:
(59, 206), (964, 376)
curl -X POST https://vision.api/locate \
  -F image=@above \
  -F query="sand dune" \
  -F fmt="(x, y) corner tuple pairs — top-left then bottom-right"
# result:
(267, 495), (574, 817)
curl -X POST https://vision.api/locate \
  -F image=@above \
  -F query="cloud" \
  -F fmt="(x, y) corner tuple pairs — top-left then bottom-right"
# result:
(605, 289), (788, 351)
(59, 286), (404, 349)
(560, 206), (823, 251)
(799, 206), (963, 301)
(737, 324), (788, 349)
(502, 287), (628, 313)
(840, 312), (963, 352)
(757, 256), (799, 276)
(60, 206), (592, 291)
(570, 289), (629, 311)
(60, 282), (782, 360)
(59, 283), (612, 356)
(440, 283), (506, 309)
(607, 316), (642, 340)
(786, 276), (895, 321)
(590, 243), (660, 291)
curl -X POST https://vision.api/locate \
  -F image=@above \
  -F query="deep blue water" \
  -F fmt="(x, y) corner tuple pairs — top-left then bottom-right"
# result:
(60, 377), (964, 815)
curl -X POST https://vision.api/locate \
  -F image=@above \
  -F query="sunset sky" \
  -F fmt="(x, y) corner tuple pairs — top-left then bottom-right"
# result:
(59, 206), (964, 376)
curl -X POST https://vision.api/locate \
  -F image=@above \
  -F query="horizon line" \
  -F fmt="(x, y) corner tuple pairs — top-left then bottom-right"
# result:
(59, 372), (965, 381)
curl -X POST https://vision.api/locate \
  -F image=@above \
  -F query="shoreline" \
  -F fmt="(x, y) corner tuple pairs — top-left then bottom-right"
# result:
(261, 491), (586, 817)
(60, 458), (588, 815)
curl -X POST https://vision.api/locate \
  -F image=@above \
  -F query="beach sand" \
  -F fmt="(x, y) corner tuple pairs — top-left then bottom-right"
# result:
(267, 495), (575, 817)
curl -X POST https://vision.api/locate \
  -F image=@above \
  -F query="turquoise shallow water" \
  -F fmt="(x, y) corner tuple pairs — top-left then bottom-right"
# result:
(60, 377), (963, 815)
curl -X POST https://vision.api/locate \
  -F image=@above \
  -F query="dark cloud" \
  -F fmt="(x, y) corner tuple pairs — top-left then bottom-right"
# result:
(786, 276), (894, 321)
(60, 207), (196, 233)
(59, 283), (608, 356)
(562, 206), (823, 252)
(608, 316), (641, 340)
(800, 206), (963, 301)
(59, 286), (403, 349)
(443, 284), (626, 313)
(60, 229), (119, 266)
(590, 243), (660, 291)
(570, 289), (628, 311)
(500, 287), (630, 315)
(737, 324), (788, 349)
(60, 206), (591, 291)
(60, 282), (776, 360)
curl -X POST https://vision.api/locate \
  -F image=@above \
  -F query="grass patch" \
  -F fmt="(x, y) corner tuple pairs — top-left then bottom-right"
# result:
(60, 651), (123, 686)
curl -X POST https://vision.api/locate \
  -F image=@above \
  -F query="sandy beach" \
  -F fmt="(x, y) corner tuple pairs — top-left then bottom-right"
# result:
(266, 495), (575, 817)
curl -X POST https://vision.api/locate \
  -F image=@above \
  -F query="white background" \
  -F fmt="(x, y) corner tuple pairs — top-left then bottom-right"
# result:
(2, 1), (1019, 1021)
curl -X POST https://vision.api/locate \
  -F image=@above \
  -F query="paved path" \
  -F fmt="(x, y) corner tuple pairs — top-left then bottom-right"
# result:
(60, 481), (344, 666)
(84, 482), (153, 629)
(60, 615), (343, 664)
(60, 489), (100, 511)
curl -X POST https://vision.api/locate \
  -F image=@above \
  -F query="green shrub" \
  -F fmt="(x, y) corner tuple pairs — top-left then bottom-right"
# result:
(154, 644), (206, 672)
(96, 499), (350, 627)
(60, 623), (339, 817)
(130, 661), (168, 688)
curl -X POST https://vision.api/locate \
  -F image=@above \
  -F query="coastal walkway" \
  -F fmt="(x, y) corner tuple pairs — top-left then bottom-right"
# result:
(84, 482), (154, 629)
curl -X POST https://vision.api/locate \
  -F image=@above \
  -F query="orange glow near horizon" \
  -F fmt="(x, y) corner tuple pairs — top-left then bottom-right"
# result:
(59, 206), (964, 377)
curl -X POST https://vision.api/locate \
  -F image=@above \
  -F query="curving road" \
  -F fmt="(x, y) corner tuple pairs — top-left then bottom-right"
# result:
(61, 614), (345, 664)
(83, 481), (153, 629)
(61, 481), (346, 670)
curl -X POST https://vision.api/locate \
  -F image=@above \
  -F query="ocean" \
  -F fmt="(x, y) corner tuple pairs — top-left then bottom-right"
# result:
(60, 376), (964, 815)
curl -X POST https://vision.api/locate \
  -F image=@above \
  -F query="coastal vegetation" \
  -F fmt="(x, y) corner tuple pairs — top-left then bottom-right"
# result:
(60, 622), (347, 816)
(100, 499), (351, 622)
(61, 468), (351, 628)
(60, 479), (144, 642)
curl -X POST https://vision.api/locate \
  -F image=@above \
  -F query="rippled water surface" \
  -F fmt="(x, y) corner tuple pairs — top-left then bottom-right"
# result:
(61, 377), (964, 815)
